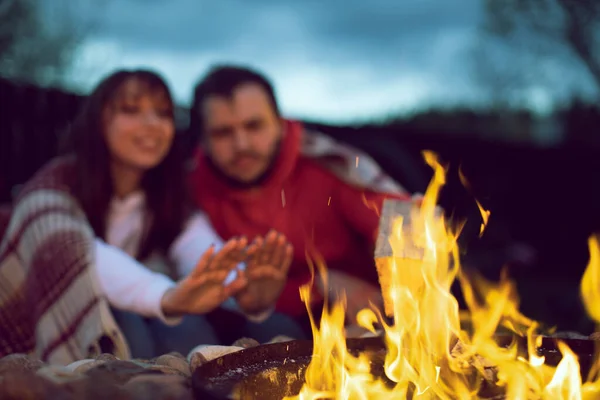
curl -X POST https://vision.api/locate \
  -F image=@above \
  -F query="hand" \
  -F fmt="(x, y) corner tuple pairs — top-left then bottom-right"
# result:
(234, 231), (293, 315)
(161, 237), (248, 317)
(318, 270), (384, 324)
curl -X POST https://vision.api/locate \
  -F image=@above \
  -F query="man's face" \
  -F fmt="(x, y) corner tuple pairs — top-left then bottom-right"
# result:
(201, 83), (283, 185)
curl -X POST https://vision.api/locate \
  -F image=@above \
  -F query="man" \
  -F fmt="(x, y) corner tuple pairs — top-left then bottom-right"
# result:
(188, 65), (412, 334)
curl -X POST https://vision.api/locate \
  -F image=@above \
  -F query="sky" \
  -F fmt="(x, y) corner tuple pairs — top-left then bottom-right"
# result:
(48, 0), (592, 123)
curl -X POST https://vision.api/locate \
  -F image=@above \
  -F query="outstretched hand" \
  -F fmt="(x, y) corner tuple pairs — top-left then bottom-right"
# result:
(234, 230), (293, 315)
(160, 237), (248, 317)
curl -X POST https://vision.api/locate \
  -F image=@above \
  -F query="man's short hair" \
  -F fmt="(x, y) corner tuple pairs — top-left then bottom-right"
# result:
(189, 65), (280, 139)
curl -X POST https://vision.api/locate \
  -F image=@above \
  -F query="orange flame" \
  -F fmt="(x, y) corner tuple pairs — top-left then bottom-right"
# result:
(458, 166), (490, 238)
(286, 151), (600, 400)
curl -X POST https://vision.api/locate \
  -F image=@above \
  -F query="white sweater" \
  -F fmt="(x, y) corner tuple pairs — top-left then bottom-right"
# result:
(94, 192), (270, 325)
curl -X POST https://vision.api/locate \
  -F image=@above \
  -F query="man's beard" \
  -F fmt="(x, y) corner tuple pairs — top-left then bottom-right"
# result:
(206, 138), (282, 189)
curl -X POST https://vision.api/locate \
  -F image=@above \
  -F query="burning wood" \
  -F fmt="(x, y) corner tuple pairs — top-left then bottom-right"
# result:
(375, 198), (502, 389)
(281, 151), (600, 400)
(449, 340), (497, 384)
(374, 197), (444, 318)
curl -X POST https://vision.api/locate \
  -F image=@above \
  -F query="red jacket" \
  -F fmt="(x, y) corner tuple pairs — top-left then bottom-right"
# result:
(189, 120), (409, 317)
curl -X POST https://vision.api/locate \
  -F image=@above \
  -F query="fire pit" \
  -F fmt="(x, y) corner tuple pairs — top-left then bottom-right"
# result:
(192, 337), (383, 400)
(192, 335), (598, 400)
(196, 152), (600, 399)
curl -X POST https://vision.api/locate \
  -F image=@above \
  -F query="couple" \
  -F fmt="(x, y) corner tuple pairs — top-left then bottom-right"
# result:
(0, 65), (410, 364)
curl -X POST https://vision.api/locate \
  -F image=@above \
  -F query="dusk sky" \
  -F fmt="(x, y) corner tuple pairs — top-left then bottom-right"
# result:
(49, 0), (593, 123)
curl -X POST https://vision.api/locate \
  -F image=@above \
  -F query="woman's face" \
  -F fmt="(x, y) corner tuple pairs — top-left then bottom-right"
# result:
(104, 77), (175, 172)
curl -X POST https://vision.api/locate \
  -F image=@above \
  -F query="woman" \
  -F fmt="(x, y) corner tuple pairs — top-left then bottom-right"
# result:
(0, 69), (295, 364)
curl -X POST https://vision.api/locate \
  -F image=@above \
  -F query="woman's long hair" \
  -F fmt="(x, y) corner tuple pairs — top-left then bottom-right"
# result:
(62, 69), (189, 260)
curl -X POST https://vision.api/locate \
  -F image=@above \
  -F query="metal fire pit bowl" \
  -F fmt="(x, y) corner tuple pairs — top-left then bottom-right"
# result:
(192, 336), (598, 400)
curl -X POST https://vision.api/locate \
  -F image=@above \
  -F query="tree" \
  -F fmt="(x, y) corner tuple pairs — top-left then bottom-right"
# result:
(474, 0), (600, 105)
(0, 0), (91, 87)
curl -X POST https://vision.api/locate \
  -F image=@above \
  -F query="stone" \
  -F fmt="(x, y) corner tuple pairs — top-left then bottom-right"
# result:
(232, 337), (260, 349)
(133, 357), (156, 365)
(268, 335), (294, 344)
(64, 358), (107, 375)
(0, 370), (64, 399)
(186, 345), (243, 363)
(154, 354), (191, 377)
(145, 364), (188, 377)
(0, 353), (44, 375)
(37, 365), (83, 384)
(129, 360), (155, 369)
(124, 374), (193, 400)
(62, 375), (132, 400)
(85, 360), (160, 386)
(96, 353), (119, 361)
(65, 358), (96, 371)
(187, 345), (244, 373)
(73, 360), (107, 375)
(189, 352), (208, 373)
(166, 351), (186, 360)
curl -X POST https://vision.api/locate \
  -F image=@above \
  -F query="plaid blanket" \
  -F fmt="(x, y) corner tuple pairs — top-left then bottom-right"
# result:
(0, 158), (129, 364)
(301, 126), (408, 196)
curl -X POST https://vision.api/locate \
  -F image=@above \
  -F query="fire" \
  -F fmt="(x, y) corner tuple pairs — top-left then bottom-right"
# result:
(286, 151), (600, 400)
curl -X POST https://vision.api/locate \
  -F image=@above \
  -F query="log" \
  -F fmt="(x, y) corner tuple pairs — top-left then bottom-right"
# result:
(375, 199), (439, 317)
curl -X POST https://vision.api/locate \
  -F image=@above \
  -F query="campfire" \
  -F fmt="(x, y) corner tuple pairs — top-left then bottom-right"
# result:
(193, 151), (600, 400)
(286, 151), (600, 400)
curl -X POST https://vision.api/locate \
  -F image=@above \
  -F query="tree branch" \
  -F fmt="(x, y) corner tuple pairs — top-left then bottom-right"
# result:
(556, 0), (600, 89)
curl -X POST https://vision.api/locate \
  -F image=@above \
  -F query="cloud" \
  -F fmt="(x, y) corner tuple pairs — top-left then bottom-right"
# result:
(64, 0), (485, 121)
(83, 0), (481, 60)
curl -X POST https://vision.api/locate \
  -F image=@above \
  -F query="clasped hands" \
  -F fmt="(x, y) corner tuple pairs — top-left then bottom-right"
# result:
(160, 230), (292, 318)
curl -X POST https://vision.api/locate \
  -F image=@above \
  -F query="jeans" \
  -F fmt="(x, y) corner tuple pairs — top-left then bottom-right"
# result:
(112, 307), (308, 359)
(206, 308), (308, 345)
(111, 308), (220, 359)
(243, 311), (308, 343)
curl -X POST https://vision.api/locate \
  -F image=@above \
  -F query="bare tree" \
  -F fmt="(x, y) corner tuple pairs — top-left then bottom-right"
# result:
(0, 0), (96, 87)
(474, 0), (600, 104)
